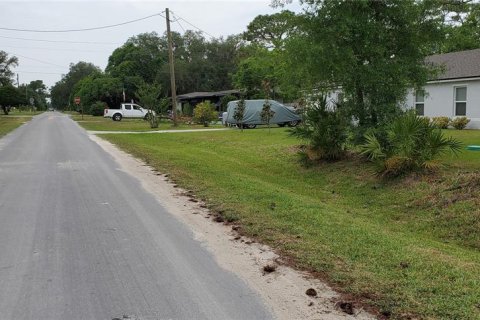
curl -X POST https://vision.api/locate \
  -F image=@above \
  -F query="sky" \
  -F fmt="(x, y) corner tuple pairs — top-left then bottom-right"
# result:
(0, 1), (302, 89)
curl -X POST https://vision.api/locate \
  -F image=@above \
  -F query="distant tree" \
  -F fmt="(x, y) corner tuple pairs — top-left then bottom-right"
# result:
(73, 73), (123, 110)
(243, 10), (298, 49)
(233, 98), (247, 131)
(26, 80), (48, 110)
(232, 46), (277, 99)
(50, 61), (101, 110)
(440, 3), (480, 53)
(106, 31), (241, 96)
(0, 85), (24, 115)
(219, 94), (238, 112)
(135, 82), (163, 128)
(0, 51), (18, 86)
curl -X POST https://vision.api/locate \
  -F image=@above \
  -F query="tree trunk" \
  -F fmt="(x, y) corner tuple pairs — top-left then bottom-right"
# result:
(2, 105), (10, 115)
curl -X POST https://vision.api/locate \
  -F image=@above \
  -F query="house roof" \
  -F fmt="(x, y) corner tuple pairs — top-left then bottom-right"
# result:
(177, 90), (240, 100)
(427, 48), (480, 81)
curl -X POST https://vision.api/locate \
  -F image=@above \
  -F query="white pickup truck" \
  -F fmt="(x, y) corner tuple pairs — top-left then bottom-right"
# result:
(104, 103), (155, 121)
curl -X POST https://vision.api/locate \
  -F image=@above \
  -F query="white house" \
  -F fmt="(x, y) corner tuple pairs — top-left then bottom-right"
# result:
(405, 48), (480, 128)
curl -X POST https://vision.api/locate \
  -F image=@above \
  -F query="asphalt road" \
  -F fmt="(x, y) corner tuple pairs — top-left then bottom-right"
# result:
(0, 113), (272, 320)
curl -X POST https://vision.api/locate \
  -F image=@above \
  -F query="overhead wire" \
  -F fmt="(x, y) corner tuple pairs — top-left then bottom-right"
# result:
(14, 70), (65, 75)
(169, 11), (215, 38)
(0, 12), (165, 33)
(2, 44), (109, 53)
(6, 51), (68, 68)
(172, 14), (187, 34)
(0, 34), (119, 45)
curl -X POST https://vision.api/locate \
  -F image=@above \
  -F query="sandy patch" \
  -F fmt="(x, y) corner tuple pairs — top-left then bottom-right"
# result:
(90, 134), (374, 320)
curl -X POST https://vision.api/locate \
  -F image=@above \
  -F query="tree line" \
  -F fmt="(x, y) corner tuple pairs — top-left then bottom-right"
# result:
(2, 0), (480, 117)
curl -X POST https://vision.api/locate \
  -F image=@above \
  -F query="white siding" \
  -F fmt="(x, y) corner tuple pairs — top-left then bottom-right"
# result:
(406, 78), (480, 129)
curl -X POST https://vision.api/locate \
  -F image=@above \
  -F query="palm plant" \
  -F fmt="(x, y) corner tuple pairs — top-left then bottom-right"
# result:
(361, 111), (462, 176)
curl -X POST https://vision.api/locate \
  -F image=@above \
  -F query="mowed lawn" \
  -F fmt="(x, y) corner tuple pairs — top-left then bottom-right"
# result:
(0, 114), (35, 137)
(71, 114), (223, 131)
(101, 128), (480, 319)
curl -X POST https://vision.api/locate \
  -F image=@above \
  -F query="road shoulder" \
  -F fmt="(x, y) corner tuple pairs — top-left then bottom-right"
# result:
(89, 134), (374, 320)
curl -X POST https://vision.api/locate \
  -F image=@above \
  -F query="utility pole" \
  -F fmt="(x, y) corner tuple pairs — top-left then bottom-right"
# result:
(16, 74), (19, 89)
(166, 8), (178, 126)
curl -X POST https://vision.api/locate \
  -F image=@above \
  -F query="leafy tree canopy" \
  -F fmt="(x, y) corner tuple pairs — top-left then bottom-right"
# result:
(284, 0), (445, 137)
(0, 51), (18, 86)
(243, 10), (298, 49)
(50, 61), (101, 110)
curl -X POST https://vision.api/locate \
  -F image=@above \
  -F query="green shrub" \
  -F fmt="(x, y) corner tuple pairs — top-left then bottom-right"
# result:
(260, 99), (275, 132)
(290, 95), (349, 161)
(183, 103), (193, 117)
(193, 101), (217, 127)
(419, 116), (430, 126)
(233, 98), (246, 131)
(431, 116), (450, 129)
(451, 117), (470, 130)
(90, 101), (106, 116)
(360, 111), (462, 177)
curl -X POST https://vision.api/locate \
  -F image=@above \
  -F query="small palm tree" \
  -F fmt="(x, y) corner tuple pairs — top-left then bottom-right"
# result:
(361, 111), (462, 177)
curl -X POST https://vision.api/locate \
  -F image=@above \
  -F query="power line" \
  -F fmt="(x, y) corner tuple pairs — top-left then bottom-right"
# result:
(6, 51), (67, 68)
(2, 44), (108, 53)
(0, 34), (120, 45)
(0, 13), (165, 33)
(15, 70), (65, 75)
(170, 11), (215, 38)
(172, 14), (187, 34)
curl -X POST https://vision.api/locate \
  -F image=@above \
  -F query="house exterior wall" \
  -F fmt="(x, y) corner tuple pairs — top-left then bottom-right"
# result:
(405, 78), (480, 129)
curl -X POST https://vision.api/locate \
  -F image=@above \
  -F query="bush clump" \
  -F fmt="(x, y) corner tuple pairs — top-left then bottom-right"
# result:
(431, 116), (450, 129)
(361, 111), (462, 177)
(90, 101), (106, 116)
(183, 103), (193, 117)
(193, 101), (217, 127)
(290, 95), (349, 161)
(451, 117), (470, 130)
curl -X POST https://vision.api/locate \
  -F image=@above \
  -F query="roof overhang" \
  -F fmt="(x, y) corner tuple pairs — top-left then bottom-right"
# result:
(427, 76), (480, 84)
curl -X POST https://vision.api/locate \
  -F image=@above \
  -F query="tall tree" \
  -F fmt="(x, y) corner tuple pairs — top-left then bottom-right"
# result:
(50, 62), (101, 110)
(73, 73), (123, 110)
(135, 82), (165, 128)
(0, 85), (24, 115)
(440, 2), (480, 52)
(0, 51), (18, 86)
(284, 0), (444, 138)
(243, 10), (298, 49)
(26, 80), (48, 110)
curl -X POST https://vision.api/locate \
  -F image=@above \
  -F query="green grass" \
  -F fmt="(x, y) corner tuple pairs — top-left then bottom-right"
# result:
(7, 110), (44, 116)
(101, 128), (480, 319)
(70, 114), (224, 131)
(443, 129), (480, 168)
(0, 115), (33, 137)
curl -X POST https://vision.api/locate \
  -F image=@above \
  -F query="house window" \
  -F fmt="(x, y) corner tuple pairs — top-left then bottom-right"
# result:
(415, 90), (424, 116)
(455, 87), (467, 116)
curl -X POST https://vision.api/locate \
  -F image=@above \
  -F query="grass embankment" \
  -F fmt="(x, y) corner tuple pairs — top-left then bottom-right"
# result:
(0, 115), (34, 137)
(71, 114), (223, 131)
(102, 128), (480, 319)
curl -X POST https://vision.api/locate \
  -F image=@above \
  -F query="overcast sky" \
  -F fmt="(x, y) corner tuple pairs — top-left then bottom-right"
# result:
(0, 1), (301, 89)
